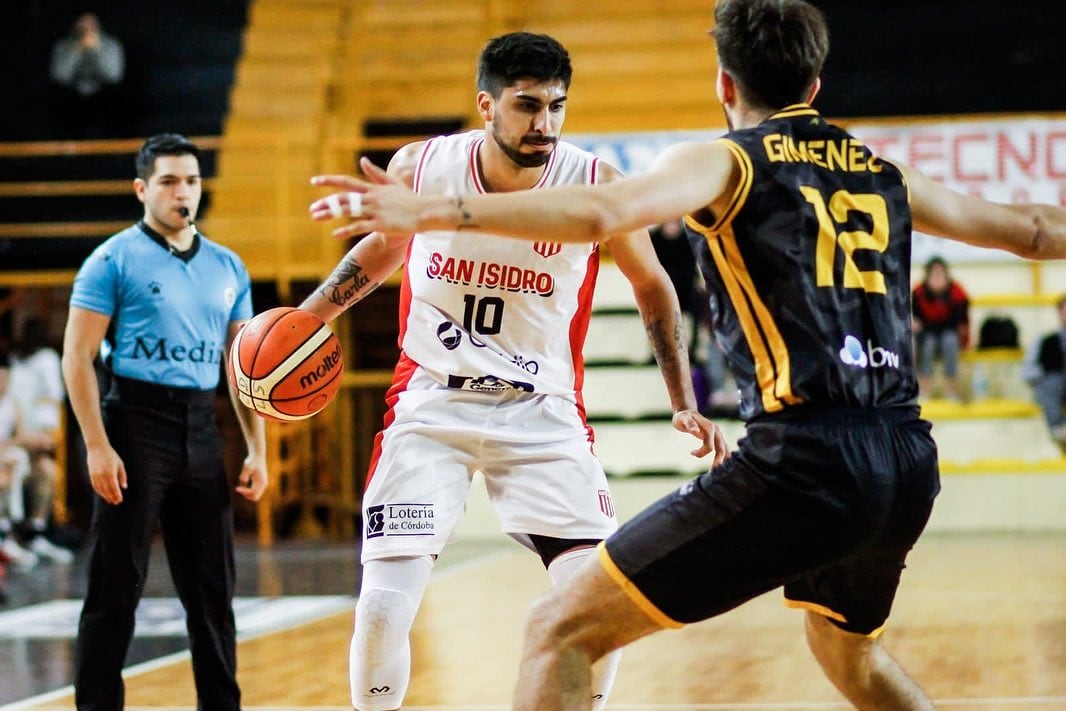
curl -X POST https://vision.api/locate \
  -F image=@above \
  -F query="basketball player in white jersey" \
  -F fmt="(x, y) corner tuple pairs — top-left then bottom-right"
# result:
(301, 32), (718, 711)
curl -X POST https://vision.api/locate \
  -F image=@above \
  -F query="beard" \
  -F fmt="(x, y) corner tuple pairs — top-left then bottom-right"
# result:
(491, 125), (556, 168)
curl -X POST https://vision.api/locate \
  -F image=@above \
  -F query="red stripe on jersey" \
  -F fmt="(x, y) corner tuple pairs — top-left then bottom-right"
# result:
(413, 138), (437, 194)
(590, 156), (599, 185)
(569, 248), (601, 436)
(365, 352), (419, 488)
(469, 138), (486, 194)
(396, 239), (416, 347)
(469, 136), (560, 192)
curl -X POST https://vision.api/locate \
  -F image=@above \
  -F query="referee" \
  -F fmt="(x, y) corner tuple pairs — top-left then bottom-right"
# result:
(62, 133), (267, 711)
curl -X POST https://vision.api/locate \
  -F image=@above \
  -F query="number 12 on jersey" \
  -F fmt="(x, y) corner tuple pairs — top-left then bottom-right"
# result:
(800, 186), (889, 295)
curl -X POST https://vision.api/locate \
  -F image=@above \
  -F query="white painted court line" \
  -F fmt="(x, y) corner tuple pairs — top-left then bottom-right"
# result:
(0, 596), (353, 639)
(6, 547), (1063, 711)
(0, 549), (515, 711)
(13, 700), (1066, 711)
(9, 695), (1066, 710)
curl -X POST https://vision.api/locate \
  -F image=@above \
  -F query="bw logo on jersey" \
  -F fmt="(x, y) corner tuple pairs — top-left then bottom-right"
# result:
(839, 335), (900, 369)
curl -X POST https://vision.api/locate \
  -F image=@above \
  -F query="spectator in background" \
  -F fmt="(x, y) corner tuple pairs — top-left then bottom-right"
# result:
(49, 12), (126, 138)
(11, 318), (73, 563)
(0, 353), (37, 571)
(912, 256), (970, 400)
(649, 220), (736, 417)
(0, 289), (25, 354)
(1022, 295), (1066, 452)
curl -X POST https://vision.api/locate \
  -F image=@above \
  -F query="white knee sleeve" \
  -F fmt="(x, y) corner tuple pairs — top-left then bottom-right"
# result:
(350, 556), (433, 710)
(548, 547), (621, 711)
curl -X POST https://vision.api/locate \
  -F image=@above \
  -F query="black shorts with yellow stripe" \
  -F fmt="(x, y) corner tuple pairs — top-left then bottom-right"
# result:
(601, 405), (940, 636)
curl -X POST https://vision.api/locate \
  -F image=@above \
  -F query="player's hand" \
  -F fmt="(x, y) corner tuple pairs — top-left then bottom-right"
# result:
(235, 452), (268, 502)
(309, 157), (420, 239)
(86, 442), (127, 505)
(672, 409), (730, 466)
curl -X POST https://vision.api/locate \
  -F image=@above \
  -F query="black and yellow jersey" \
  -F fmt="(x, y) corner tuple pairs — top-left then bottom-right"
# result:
(684, 104), (917, 420)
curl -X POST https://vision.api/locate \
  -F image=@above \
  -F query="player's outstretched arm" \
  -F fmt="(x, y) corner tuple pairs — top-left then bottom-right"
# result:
(598, 162), (727, 462)
(312, 141), (738, 245)
(901, 161), (1066, 260)
(302, 143), (422, 323)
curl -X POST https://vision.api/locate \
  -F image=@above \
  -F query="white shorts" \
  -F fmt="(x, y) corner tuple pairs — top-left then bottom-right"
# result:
(361, 367), (617, 562)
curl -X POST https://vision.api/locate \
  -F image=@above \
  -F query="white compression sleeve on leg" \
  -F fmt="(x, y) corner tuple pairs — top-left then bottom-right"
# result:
(547, 546), (621, 711)
(351, 555), (434, 711)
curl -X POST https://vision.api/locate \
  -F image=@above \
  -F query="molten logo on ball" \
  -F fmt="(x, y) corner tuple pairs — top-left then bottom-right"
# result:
(299, 347), (342, 390)
(230, 307), (344, 422)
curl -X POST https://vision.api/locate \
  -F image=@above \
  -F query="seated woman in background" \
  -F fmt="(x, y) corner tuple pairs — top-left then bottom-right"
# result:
(912, 256), (970, 401)
(11, 319), (73, 563)
(1022, 295), (1066, 452)
(0, 353), (36, 569)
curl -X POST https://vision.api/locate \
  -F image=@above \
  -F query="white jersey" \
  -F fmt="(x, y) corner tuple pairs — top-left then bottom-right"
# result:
(11, 348), (64, 432)
(400, 130), (602, 398)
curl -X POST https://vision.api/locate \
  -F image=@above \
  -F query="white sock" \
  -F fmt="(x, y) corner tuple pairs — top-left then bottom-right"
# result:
(548, 546), (622, 711)
(350, 556), (434, 710)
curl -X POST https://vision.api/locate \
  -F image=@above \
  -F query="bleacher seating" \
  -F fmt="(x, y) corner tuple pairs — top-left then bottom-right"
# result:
(581, 260), (1066, 480)
(583, 366), (673, 421)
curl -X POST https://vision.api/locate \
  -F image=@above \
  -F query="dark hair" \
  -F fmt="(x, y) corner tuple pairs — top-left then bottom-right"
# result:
(924, 256), (948, 274)
(713, 0), (829, 110)
(135, 133), (200, 181)
(19, 318), (51, 355)
(476, 32), (572, 98)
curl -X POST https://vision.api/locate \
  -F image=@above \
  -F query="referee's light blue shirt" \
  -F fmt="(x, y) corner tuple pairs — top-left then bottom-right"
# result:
(70, 223), (254, 390)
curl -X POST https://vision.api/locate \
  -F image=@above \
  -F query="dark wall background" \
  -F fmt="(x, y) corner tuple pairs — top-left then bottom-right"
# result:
(0, 1), (1063, 141)
(0, 0), (250, 141)
(812, 0), (1066, 118)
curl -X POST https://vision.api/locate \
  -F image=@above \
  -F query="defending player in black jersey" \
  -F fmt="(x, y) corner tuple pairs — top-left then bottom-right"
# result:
(306, 1), (1066, 708)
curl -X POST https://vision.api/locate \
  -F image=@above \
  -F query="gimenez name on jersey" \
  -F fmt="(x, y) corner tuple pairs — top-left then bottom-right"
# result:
(365, 503), (435, 539)
(839, 335), (900, 369)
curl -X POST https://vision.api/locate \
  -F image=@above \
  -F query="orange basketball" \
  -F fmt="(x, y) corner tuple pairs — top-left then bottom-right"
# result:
(229, 307), (343, 422)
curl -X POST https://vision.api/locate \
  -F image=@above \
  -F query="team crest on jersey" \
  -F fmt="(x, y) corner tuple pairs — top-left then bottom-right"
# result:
(533, 241), (562, 258)
(597, 489), (615, 518)
(365, 503), (435, 539)
(223, 287), (236, 307)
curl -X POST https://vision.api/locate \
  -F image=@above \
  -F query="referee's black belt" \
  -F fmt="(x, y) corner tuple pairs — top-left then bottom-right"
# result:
(111, 375), (216, 407)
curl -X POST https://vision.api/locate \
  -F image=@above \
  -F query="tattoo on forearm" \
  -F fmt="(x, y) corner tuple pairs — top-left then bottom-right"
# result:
(644, 309), (689, 394)
(455, 196), (478, 230)
(320, 255), (377, 307)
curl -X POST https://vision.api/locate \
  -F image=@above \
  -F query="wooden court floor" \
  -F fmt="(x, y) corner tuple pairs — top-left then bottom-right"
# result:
(13, 532), (1066, 710)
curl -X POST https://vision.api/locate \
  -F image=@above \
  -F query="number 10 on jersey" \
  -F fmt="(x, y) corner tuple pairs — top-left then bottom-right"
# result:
(462, 294), (504, 335)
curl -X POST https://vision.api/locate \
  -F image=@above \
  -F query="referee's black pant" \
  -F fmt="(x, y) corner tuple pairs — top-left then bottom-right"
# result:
(75, 378), (239, 711)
